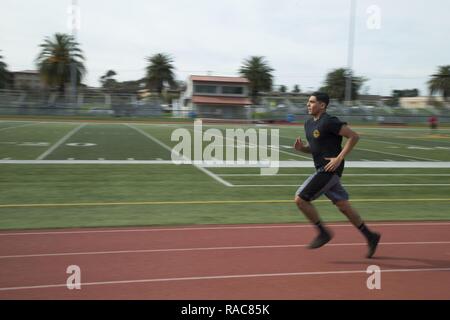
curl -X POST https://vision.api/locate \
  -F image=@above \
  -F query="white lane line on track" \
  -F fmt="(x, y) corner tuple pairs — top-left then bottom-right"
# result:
(1, 241), (450, 259)
(1, 267), (450, 291)
(0, 222), (449, 236)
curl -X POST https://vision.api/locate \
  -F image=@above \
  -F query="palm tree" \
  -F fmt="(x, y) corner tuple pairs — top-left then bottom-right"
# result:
(239, 56), (274, 104)
(292, 84), (301, 93)
(320, 68), (366, 102)
(0, 51), (11, 89)
(428, 65), (450, 101)
(145, 53), (176, 95)
(36, 33), (86, 94)
(100, 70), (118, 89)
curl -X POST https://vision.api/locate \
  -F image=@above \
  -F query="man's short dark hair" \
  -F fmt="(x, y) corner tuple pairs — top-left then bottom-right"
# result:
(311, 92), (330, 107)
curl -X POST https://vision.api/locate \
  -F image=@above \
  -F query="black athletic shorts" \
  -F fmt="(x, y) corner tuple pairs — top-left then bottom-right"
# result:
(295, 170), (349, 203)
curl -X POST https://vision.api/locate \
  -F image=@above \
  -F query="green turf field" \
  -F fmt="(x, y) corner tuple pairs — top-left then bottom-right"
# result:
(1, 120), (449, 229)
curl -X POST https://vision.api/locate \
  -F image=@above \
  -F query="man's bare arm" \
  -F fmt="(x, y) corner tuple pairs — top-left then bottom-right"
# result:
(324, 125), (360, 172)
(294, 137), (311, 154)
(336, 125), (360, 159)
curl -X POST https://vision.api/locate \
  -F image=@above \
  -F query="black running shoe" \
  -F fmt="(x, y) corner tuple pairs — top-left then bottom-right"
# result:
(366, 232), (381, 258)
(308, 230), (332, 249)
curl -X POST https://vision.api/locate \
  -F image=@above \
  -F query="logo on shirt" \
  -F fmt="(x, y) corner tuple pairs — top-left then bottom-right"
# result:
(313, 130), (320, 138)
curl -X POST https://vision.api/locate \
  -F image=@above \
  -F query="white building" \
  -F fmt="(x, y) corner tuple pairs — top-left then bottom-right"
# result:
(179, 75), (252, 119)
(399, 96), (445, 109)
(11, 70), (45, 90)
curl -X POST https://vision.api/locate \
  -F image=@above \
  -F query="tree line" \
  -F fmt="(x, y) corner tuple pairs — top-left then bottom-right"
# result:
(0, 33), (449, 103)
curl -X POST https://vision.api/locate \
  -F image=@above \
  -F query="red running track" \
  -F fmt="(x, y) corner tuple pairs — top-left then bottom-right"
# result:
(0, 221), (449, 299)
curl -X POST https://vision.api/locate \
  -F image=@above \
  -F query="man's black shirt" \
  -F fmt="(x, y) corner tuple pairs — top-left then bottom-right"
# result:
(304, 112), (347, 176)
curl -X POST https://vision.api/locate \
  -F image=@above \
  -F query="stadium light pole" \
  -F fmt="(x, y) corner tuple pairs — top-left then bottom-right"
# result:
(345, 0), (356, 106)
(70, 0), (78, 104)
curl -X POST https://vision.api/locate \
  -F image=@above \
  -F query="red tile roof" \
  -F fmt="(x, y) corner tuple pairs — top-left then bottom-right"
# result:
(192, 96), (252, 106)
(190, 75), (250, 84)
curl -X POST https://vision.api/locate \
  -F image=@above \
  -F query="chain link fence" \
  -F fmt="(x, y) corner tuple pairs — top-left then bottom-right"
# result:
(1, 89), (449, 125)
(0, 89), (162, 117)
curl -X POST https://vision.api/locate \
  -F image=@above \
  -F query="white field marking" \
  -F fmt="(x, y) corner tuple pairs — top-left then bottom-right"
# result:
(0, 160), (176, 164)
(275, 149), (311, 160)
(358, 127), (450, 131)
(139, 123), (450, 132)
(281, 131), (450, 145)
(234, 184), (450, 187)
(36, 124), (86, 160)
(361, 137), (426, 147)
(217, 173), (450, 177)
(205, 130), (312, 160)
(2, 241), (450, 260)
(282, 133), (445, 160)
(0, 120), (84, 125)
(0, 120), (191, 127)
(279, 133), (425, 161)
(278, 135), (311, 160)
(1, 121), (448, 132)
(1, 267), (450, 291)
(355, 147), (439, 162)
(0, 122), (41, 132)
(125, 124), (232, 187)
(127, 158), (135, 161)
(123, 124), (177, 154)
(195, 165), (233, 187)
(360, 135), (450, 148)
(200, 161), (450, 168)
(1, 221), (450, 236)
(1, 198), (449, 209)
(2, 160), (450, 168)
(360, 132), (450, 146)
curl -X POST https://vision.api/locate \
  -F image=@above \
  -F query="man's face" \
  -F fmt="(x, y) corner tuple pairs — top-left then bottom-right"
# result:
(307, 96), (325, 116)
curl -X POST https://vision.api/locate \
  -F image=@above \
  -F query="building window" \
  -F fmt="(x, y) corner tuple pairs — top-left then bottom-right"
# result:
(222, 86), (244, 95)
(194, 85), (217, 94)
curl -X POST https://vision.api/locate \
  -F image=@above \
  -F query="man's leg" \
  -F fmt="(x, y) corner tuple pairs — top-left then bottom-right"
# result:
(334, 200), (381, 258)
(334, 200), (363, 227)
(294, 196), (332, 249)
(294, 172), (338, 249)
(294, 195), (320, 224)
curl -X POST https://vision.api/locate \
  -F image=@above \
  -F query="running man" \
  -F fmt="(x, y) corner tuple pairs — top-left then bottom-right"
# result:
(294, 92), (381, 258)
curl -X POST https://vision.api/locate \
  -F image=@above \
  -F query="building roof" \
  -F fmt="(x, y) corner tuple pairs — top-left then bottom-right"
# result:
(190, 75), (250, 84)
(192, 96), (252, 106)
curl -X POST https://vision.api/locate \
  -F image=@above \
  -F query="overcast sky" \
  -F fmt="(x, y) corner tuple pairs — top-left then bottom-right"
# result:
(1, 0), (449, 95)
